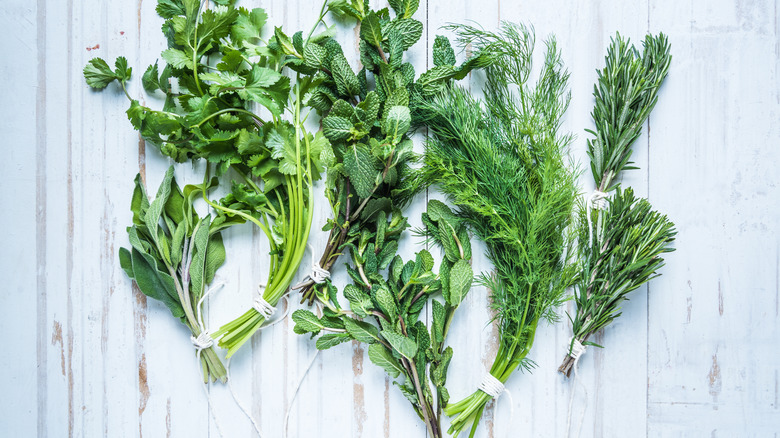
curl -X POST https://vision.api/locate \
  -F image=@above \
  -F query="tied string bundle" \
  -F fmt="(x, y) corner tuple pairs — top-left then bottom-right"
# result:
(193, 282), (292, 438)
(586, 189), (608, 246)
(225, 283), (292, 438)
(285, 245), (329, 438)
(565, 338), (588, 438)
(478, 373), (514, 438)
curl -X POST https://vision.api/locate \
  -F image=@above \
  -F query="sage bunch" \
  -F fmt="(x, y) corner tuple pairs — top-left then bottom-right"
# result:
(119, 167), (228, 382)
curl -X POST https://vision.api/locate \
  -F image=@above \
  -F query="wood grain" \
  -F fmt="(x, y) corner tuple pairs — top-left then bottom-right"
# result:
(1, 0), (779, 436)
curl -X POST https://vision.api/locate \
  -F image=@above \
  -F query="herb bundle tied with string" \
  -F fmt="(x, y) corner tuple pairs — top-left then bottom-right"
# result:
(559, 33), (677, 377)
(418, 22), (579, 437)
(85, 0), (340, 358)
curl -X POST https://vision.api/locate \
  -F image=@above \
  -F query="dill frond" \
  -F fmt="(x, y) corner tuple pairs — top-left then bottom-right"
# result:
(419, 22), (579, 436)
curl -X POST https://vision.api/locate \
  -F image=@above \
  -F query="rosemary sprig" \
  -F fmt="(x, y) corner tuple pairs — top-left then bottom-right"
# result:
(559, 33), (677, 376)
(418, 22), (579, 437)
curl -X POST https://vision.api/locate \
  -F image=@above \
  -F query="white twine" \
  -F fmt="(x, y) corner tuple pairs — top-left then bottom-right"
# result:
(479, 373), (514, 438)
(566, 338), (589, 438)
(586, 190), (608, 246)
(253, 284), (277, 319)
(223, 283), (293, 438)
(283, 301), (324, 438)
(479, 373), (506, 398)
(292, 244), (331, 289)
(193, 281), (225, 438)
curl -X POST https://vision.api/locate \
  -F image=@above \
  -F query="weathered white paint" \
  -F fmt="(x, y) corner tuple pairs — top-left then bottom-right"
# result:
(1, 0), (779, 436)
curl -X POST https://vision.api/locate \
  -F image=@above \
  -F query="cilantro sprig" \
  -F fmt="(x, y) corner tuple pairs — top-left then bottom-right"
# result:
(85, 0), (338, 358)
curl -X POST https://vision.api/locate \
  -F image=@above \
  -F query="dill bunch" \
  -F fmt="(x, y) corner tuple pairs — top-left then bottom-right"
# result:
(418, 22), (579, 437)
(559, 33), (677, 376)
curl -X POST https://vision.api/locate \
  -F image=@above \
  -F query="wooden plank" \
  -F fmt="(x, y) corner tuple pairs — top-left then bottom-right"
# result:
(647, 0), (780, 435)
(2, 0), (780, 437)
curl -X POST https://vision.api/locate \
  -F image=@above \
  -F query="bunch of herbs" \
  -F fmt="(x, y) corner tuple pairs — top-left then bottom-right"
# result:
(559, 34), (677, 376)
(417, 22), (579, 436)
(293, 200), (475, 438)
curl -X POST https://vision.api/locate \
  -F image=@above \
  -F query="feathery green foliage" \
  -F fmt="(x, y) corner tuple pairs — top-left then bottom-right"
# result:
(293, 200), (474, 437)
(560, 33), (676, 376)
(293, 1), (488, 305)
(587, 33), (672, 192)
(418, 22), (579, 437)
(119, 167), (228, 382)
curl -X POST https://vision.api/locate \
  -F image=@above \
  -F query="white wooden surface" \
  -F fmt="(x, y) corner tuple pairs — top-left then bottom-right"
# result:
(2, 0), (779, 437)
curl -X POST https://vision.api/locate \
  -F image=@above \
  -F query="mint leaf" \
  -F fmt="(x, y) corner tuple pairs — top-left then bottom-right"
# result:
(381, 330), (417, 359)
(448, 259), (473, 307)
(368, 343), (404, 378)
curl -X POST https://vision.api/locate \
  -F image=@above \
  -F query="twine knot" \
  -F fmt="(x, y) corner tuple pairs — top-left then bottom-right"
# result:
(479, 373), (506, 398)
(569, 338), (587, 361)
(191, 331), (214, 350)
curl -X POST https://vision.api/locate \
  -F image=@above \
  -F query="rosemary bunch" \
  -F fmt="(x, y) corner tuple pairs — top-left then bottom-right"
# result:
(119, 167), (229, 382)
(293, 200), (475, 438)
(293, 0), (487, 306)
(559, 33), (676, 376)
(419, 23), (579, 437)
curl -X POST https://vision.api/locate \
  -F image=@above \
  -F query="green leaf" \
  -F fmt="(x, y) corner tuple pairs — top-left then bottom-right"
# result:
(431, 299), (445, 344)
(267, 123), (299, 175)
(343, 144), (380, 199)
(368, 343), (403, 378)
(236, 129), (267, 155)
(232, 7), (267, 42)
(188, 216), (211, 298)
(316, 333), (352, 350)
(382, 106), (411, 139)
(292, 309), (325, 335)
(374, 285), (398, 319)
(204, 233), (225, 285)
(384, 19), (423, 51)
(433, 35), (457, 66)
(416, 249), (434, 272)
(439, 221), (460, 262)
(84, 58), (121, 89)
(169, 221), (186, 267)
(130, 174), (149, 225)
(239, 65), (290, 116)
(381, 330), (417, 359)
(156, 0), (185, 18)
(303, 43), (328, 70)
(331, 54), (360, 97)
(360, 11), (383, 48)
(322, 116), (354, 142)
(130, 248), (185, 318)
(448, 259), (473, 307)
(343, 318), (380, 343)
(119, 247), (134, 279)
(161, 48), (193, 70)
(359, 197), (392, 222)
(144, 167), (175, 263)
(388, 0), (419, 18)
(344, 284), (373, 317)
